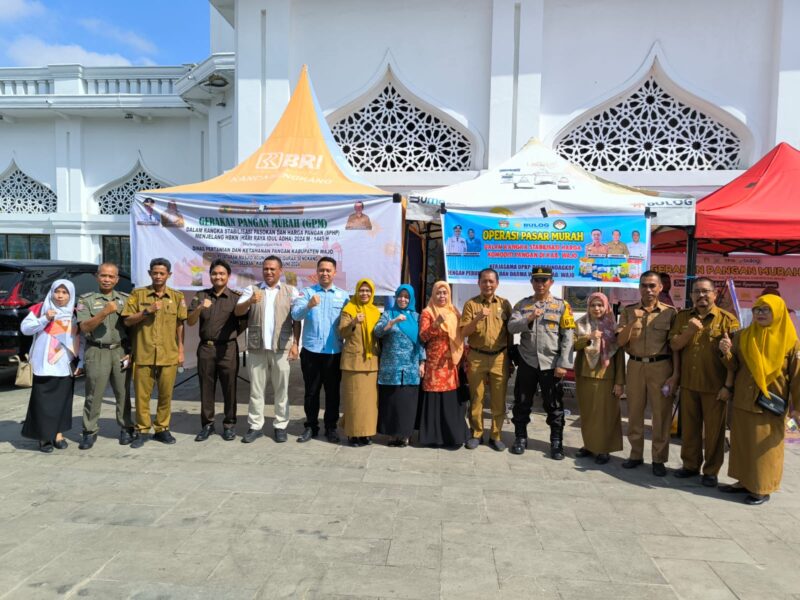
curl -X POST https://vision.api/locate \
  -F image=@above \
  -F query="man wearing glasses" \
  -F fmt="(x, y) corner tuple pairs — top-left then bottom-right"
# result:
(669, 277), (739, 487)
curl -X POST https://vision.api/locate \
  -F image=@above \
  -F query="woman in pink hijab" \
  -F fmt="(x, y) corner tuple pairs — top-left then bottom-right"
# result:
(573, 292), (624, 464)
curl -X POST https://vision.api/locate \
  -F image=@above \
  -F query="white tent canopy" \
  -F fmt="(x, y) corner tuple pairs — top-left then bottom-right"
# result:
(408, 139), (695, 228)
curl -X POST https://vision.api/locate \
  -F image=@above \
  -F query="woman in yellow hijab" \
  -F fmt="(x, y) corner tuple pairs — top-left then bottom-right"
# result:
(338, 279), (381, 446)
(719, 294), (800, 505)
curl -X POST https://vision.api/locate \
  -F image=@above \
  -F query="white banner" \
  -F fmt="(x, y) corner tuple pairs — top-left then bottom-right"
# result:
(130, 194), (403, 295)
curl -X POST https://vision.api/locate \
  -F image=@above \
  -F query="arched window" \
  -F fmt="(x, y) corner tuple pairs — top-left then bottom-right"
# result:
(97, 168), (165, 215)
(0, 167), (57, 213)
(556, 76), (743, 171)
(330, 81), (473, 172)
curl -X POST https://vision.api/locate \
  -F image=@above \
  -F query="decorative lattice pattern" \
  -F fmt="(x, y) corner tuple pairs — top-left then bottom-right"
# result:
(97, 169), (164, 215)
(331, 83), (472, 172)
(0, 168), (57, 213)
(556, 77), (742, 171)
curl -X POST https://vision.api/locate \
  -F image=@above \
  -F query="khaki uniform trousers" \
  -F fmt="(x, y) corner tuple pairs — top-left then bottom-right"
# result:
(679, 388), (726, 476)
(133, 364), (178, 433)
(247, 349), (291, 430)
(625, 359), (673, 463)
(466, 351), (507, 440)
(82, 345), (133, 434)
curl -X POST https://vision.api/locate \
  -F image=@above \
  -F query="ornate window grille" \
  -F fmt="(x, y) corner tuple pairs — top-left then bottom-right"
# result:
(331, 82), (472, 172)
(0, 168), (57, 213)
(97, 169), (164, 215)
(556, 77), (742, 171)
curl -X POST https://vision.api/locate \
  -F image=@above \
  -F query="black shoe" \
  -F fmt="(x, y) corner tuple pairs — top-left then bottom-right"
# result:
(397, 438), (409, 448)
(361, 437), (372, 446)
(53, 438), (68, 450)
(652, 462), (667, 477)
(195, 424), (215, 442)
(242, 428), (262, 444)
(622, 458), (644, 469)
(550, 441), (565, 461)
(273, 429), (287, 443)
(509, 437), (527, 455)
(745, 494), (770, 506)
(78, 432), (97, 450)
(575, 447), (593, 458)
(718, 483), (749, 494)
(595, 453), (610, 465)
(349, 437), (363, 447)
(297, 427), (317, 443)
(221, 428), (236, 441)
(119, 428), (134, 445)
(130, 432), (145, 449)
(387, 439), (401, 447)
(488, 438), (506, 452)
(38, 441), (54, 453)
(325, 429), (340, 444)
(701, 475), (718, 487)
(674, 468), (700, 479)
(153, 430), (176, 445)
(465, 436), (481, 450)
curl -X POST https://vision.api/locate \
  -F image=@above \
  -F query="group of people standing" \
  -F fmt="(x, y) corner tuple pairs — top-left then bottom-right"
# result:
(19, 256), (800, 506)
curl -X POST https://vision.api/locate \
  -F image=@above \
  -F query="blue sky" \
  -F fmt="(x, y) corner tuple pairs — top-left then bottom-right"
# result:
(0, 0), (210, 68)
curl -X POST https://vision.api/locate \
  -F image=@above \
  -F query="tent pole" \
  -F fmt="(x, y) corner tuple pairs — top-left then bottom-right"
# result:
(685, 226), (698, 308)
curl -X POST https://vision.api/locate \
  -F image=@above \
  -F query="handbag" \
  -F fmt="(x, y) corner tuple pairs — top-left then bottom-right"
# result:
(11, 354), (32, 388)
(756, 390), (786, 417)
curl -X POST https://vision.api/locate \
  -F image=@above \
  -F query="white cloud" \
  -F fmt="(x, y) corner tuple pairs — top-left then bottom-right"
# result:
(6, 35), (133, 67)
(78, 18), (157, 56)
(0, 0), (45, 22)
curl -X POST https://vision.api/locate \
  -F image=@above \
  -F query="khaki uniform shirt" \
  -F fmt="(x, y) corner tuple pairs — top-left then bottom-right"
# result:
(508, 295), (575, 369)
(670, 305), (739, 393)
(585, 242), (608, 256)
(606, 241), (629, 256)
(618, 301), (677, 357)
(460, 295), (512, 353)
(190, 287), (247, 343)
(76, 290), (129, 346)
(122, 286), (187, 366)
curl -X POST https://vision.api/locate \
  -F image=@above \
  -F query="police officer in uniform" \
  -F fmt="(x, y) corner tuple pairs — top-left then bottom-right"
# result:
(76, 262), (134, 449)
(186, 259), (248, 442)
(508, 267), (575, 459)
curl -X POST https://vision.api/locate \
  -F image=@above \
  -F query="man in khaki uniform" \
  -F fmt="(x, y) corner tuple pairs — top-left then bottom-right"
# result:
(617, 270), (679, 476)
(606, 230), (629, 256)
(460, 268), (512, 451)
(669, 276), (739, 487)
(76, 262), (134, 449)
(122, 258), (187, 448)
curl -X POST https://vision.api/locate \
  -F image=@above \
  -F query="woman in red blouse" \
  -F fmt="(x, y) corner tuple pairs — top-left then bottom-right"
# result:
(418, 281), (468, 447)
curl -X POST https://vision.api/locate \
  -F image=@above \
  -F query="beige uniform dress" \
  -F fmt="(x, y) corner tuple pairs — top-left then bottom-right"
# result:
(339, 311), (379, 437)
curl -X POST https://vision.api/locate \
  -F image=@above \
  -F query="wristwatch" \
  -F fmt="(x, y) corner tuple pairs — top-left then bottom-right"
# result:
(724, 384), (734, 393)
(142, 308), (150, 316)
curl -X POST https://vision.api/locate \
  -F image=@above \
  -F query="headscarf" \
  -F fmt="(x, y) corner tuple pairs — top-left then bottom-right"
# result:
(41, 279), (79, 364)
(342, 278), (381, 360)
(575, 292), (618, 369)
(386, 284), (420, 346)
(424, 280), (463, 365)
(740, 294), (798, 397)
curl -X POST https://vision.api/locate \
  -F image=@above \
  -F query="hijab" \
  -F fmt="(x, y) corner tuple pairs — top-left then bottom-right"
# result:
(424, 280), (464, 365)
(387, 284), (420, 346)
(342, 278), (381, 360)
(575, 292), (618, 369)
(41, 279), (79, 364)
(740, 294), (798, 397)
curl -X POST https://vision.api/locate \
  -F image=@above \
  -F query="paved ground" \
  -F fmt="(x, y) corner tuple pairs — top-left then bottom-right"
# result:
(1, 365), (800, 600)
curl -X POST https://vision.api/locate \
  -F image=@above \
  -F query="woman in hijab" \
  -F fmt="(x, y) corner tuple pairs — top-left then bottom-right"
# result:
(374, 284), (425, 447)
(339, 279), (381, 446)
(20, 279), (83, 452)
(573, 292), (624, 464)
(719, 294), (800, 505)
(418, 281), (468, 448)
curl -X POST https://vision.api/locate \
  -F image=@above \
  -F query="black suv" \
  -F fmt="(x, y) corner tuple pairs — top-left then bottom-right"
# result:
(0, 260), (133, 366)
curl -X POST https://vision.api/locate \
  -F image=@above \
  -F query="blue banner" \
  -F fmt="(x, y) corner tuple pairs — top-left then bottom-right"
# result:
(442, 210), (649, 287)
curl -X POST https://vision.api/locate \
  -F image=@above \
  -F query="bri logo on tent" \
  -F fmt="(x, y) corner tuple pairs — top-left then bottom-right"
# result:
(255, 152), (324, 170)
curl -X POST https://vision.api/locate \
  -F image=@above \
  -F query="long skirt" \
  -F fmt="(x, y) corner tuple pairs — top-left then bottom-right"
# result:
(377, 384), (419, 438)
(576, 376), (623, 454)
(21, 375), (74, 441)
(418, 390), (469, 447)
(729, 406), (785, 495)
(341, 370), (378, 437)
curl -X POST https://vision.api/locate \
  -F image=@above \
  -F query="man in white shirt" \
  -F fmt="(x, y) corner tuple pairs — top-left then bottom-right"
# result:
(235, 255), (300, 443)
(628, 230), (647, 259)
(446, 225), (467, 254)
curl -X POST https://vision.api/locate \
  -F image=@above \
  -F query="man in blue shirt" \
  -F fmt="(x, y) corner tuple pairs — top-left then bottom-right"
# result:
(466, 228), (482, 253)
(291, 257), (349, 443)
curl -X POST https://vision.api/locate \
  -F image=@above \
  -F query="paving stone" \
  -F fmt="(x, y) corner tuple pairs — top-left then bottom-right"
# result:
(655, 558), (737, 600)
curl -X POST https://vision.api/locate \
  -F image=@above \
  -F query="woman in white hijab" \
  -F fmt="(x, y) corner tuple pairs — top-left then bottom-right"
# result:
(20, 279), (83, 452)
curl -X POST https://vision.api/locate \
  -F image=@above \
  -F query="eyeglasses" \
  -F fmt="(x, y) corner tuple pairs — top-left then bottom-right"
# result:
(691, 288), (714, 296)
(752, 306), (772, 315)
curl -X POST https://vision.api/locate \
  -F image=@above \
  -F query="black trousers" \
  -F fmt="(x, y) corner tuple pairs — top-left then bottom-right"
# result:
(197, 342), (239, 427)
(300, 348), (342, 431)
(512, 360), (564, 438)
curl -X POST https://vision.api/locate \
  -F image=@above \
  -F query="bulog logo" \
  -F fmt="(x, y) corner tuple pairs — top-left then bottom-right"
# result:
(255, 152), (324, 170)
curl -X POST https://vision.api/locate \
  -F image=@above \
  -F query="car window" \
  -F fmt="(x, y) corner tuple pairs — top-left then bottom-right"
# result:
(117, 275), (133, 293)
(0, 271), (22, 299)
(70, 272), (99, 297)
(21, 268), (59, 302)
